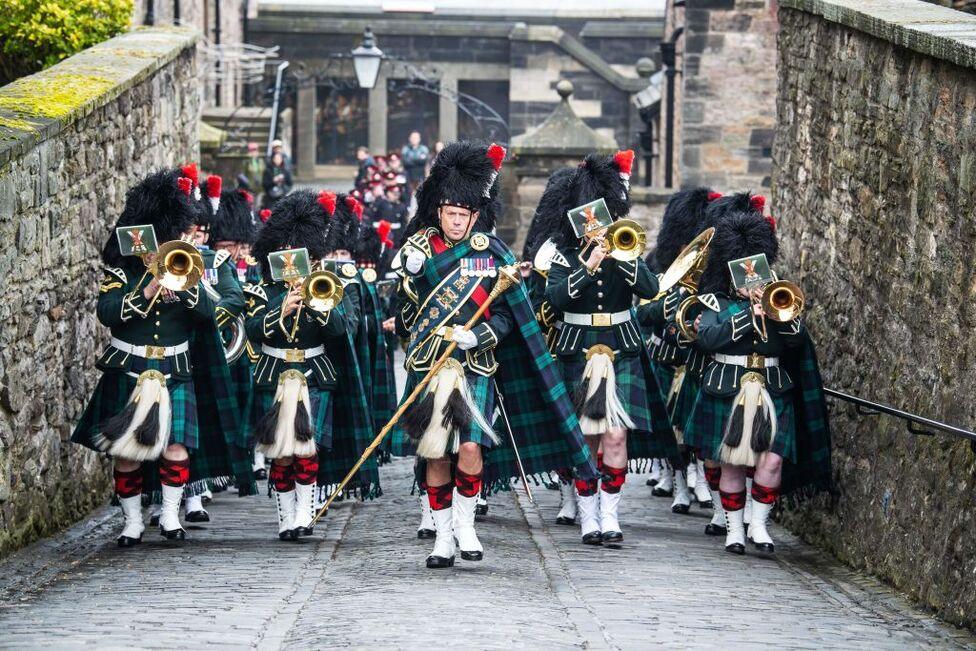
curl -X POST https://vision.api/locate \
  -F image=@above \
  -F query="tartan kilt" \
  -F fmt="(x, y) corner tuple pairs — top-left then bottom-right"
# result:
(672, 372), (701, 435)
(228, 355), (253, 413)
(555, 328), (675, 464)
(683, 390), (797, 464)
(650, 361), (676, 403)
(250, 386), (334, 453)
(71, 370), (199, 452)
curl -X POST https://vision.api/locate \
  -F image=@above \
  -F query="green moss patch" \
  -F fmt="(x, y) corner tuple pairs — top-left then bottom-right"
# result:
(0, 73), (115, 121)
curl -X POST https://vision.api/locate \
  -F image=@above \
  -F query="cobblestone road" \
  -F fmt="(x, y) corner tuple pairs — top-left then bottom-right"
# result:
(0, 458), (973, 649)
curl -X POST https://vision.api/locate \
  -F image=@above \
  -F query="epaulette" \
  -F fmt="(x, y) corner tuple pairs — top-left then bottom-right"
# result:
(550, 249), (570, 268)
(104, 267), (127, 283)
(244, 283), (267, 301)
(698, 293), (720, 312)
(213, 249), (232, 268)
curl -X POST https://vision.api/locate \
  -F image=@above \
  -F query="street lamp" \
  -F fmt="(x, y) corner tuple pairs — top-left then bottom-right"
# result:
(351, 27), (384, 89)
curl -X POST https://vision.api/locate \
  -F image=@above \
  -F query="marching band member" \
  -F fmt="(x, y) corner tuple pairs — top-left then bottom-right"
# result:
(71, 169), (240, 545)
(543, 151), (679, 545)
(395, 141), (597, 568)
(683, 209), (832, 556)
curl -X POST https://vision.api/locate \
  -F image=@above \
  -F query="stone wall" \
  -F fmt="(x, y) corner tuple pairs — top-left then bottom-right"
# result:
(0, 27), (201, 557)
(671, 0), (778, 190)
(773, 0), (976, 630)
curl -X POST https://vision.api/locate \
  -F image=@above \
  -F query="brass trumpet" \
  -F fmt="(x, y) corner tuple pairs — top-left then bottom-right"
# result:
(145, 240), (204, 311)
(577, 218), (647, 264)
(675, 295), (704, 342)
(750, 280), (805, 341)
(302, 270), (344, 312)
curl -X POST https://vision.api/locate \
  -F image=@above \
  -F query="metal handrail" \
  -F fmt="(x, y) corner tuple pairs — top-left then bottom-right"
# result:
(824, 388), (976, 444)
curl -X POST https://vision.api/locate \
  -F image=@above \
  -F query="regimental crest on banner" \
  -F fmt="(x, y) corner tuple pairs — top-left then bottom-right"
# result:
(116, 225), (158, 257)
(460, 257), (496, 278)
(728, 253), (773, 289)
(269, 247), (311, 282)
(566, 198), (614, 240)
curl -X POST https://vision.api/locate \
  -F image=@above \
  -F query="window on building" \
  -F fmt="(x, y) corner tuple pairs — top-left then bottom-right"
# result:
(387, 79), (440, 153)
(457, 80), (510, 142)
(316, 86), (368, 165)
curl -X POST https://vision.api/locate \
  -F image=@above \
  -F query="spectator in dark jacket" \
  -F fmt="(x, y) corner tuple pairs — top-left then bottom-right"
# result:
(261, 151), (293, 210)
(400, 131), (429, 192)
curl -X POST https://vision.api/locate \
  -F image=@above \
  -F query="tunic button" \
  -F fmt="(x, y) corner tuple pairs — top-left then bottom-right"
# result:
(155, 321), (161, 326)
(597, 304), (604, 310)
(597, 280), (603, 286)
(153, 334), (159, 341)
(597, 292), (604, 298)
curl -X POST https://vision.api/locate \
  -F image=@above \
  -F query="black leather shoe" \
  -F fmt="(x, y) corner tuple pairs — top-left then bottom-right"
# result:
(475, 503), (489, 520)
(279, 529), (299, 541)
(149, 513), (160, 527)
(704, 523), (727, 536)
(297, 526), (314, 537)
(160, 526), (186, 541)
(601, 530), (623, 544)
(555, 516), (576, 526)
(426, 555), (455, 568)
(645, 477), (659, 487)
(581, 531), (603, 545)
(117, 535), (141, 548)
(697, 499), (713, 509)
(417, 528), (436, 540)
(460, 550), (483, 561)
(671, 503), (690, 514)
(754, 542), (775, 555)
(725, 542), (745, 555)
(185, 510), (210, 523)
(254, 468), (268, 480)
(652, 487), (673, 497)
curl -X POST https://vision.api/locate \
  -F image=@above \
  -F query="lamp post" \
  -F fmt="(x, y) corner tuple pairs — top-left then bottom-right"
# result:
(351, 27), (385, 90)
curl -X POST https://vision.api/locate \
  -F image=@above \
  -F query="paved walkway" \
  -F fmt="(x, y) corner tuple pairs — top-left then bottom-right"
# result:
(0, 459), (972, 649)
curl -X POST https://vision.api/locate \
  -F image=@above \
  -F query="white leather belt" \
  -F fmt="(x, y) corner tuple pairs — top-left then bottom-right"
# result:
(563, 310), (631, 327)
(714, 353), (779, 368)
(111, 337), (188, 360)
(649, 334), (664, 347)
(262, 344), (324, 363)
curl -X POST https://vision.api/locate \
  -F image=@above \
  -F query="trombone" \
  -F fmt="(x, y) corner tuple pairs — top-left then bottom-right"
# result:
(577, 218), (647, 265)
(749, 280), (805, 342)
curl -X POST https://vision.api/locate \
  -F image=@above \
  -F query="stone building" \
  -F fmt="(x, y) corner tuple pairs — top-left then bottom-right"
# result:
(246, 0), (663, 178)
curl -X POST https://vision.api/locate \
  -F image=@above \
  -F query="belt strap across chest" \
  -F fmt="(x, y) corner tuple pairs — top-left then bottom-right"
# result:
(111, 337), (189, 360)
(714, 353), (779, 368)
(562, 310), (632, 327)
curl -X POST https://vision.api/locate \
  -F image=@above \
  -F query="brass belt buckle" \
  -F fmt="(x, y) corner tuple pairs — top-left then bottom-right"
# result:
(285, 348), (306, 363)
(747, 353), (765, 369)
(591, 313), (612, 327)
(145, 345), (166, 360)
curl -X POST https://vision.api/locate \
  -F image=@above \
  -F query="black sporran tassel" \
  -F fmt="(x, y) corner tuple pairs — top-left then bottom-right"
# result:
(750, 399), (772, 453)
(294, 400), (313, 442)
(100, 401), (138, 442)
(255, 402), (281, 446)
(133, 402), (160, 447)
(582, 377), (609, 420)
(724, 399), (745, 449)
(402, 390), (435, 444)
(441, 387), (472, 434)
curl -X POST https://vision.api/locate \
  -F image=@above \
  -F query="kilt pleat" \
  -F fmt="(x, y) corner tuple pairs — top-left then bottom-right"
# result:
(684, 390), (796, 464)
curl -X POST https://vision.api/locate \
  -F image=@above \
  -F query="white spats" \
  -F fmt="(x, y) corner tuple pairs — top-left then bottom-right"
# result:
(416, 361), (497, 460)
(557, 481), (578, 522)
(293, 482), (316, 532)
(748, 500), (775, 547)
(95, 370), (171, 462)
(692, 462), (712, 505)
(253, 450), (266, 472)
(159, 483), (185, 534)
(724, 507), (746, 550)
(671, 470), (692, 513)
(185, 494), (204, 515)
(578, 350), (635, 436)
(275, 489), (297, 537)
(118, 495), (144, 542)
(257, 370), (316, 459)
(709, 489), (727, 528)
(428, 507), (456, 564)
(599, 490), (622, 536)
(577, 492), (601, 538)
(453, 492), (483, 560)
(418, 495), (435, 534)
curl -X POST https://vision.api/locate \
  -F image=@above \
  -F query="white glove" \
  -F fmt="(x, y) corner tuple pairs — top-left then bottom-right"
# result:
(452, 328), (478, 351)
(404, 249), (426, 274)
